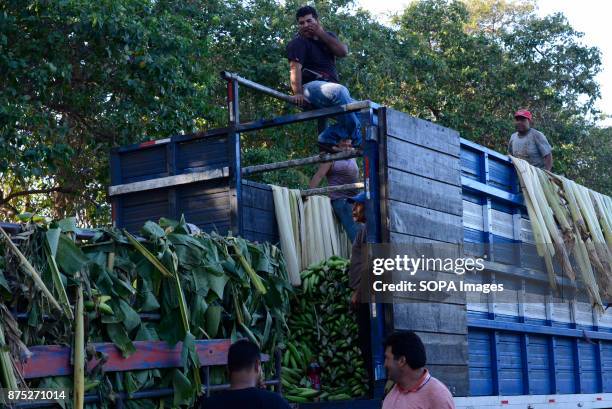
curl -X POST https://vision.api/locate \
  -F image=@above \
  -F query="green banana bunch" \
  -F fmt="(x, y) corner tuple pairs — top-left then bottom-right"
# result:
(281, 256), (370, 403)
(84, 294), (114, 315)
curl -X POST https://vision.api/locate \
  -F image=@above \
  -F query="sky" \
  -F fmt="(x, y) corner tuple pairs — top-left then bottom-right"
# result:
(355, 0), (612, 127)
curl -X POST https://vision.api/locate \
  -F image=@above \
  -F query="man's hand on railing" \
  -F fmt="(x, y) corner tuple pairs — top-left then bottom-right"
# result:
(290, 93), (309, 107)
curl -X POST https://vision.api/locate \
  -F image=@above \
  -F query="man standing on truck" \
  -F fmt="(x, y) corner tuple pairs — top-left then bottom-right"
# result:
(347, 191), (373, 394)
(199, 339), (291, 409)
(286, 6), (362, 153)
(382, 331), (455, 409)
(309, 138), (361, 241)
(508, 109), (553, 170)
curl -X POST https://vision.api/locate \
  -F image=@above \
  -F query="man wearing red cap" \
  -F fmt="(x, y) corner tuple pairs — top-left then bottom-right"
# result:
(508, 109), (553, 170)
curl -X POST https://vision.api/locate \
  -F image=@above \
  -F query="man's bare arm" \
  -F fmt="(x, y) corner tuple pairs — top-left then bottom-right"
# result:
(309, 162), (333, 188)
(290, 60), (303, 94)
(289, 60), (308, 106)
(317, 30), (348, 57)
(543, 153), (553, 171)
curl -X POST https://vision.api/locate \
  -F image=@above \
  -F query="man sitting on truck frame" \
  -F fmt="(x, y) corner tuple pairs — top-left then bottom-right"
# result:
(286, 5), (362, 153)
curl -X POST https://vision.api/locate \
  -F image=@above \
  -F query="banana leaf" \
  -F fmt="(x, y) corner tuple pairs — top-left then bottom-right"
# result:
(0, 219), (292, 407)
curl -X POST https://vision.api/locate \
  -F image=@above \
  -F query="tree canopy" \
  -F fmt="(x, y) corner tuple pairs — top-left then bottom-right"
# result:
(0, 0), (609, 224)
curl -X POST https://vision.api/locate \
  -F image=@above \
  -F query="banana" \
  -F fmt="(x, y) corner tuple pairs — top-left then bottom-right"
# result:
(84, 380), (101, 392)
(285, 395), (309, 403)
(303, 276), (310, 293)
(327, 393), (352, 401)
(282, 366), (301, 378)
(293, 387), (320, 398)
(289, 355), (297, 370)
(99, 295), (112, 303)
(287, 257), (368, 402)
(98, 302), (114, 315)
(287, 343), (302, 366)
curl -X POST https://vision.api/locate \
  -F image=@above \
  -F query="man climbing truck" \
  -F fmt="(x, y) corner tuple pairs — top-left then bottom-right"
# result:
(508, 109), (553, 170)
(286, 6), (362, 153)
(309, 138), (361, 241)
(347, 191), (374, 396)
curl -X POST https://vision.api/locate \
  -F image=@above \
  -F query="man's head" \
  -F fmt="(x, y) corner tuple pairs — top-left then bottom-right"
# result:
(348, 192), (366, 223)
(227, 339), (262, 383)
(383, 331), (426, 383)
(337, 138), (352, 151)
(296, 6), (319, 38)
(514, 109), (532, 134)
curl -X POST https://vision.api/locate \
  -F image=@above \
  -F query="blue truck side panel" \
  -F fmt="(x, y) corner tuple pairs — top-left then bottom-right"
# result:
(241, 180), (279, 243)
(110, 109), (612, 402)
(382, 108), (470, 396)
(109, 132), (271, 241)
(460, 137), (612, 399)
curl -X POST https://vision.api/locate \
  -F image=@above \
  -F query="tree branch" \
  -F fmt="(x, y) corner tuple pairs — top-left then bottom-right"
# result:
(1, 187), (75, 205)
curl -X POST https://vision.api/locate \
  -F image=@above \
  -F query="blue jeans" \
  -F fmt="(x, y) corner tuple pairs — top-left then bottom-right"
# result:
(303, 81), (362, 147)
(331, 198), (358, 242)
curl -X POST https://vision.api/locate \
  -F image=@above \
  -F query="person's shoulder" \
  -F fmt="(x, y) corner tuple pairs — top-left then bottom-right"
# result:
(198, 393), (223, 408)
(427, 376), (454, 399)
(356, 223), (366, 235)
(255, 389), (291, 408)
(357, 224), (367, 241)
(287, 34), (307, 46)
(326, 31), (338, 38)
(509, 131), (518, 140)
(529, 128), (546, 138)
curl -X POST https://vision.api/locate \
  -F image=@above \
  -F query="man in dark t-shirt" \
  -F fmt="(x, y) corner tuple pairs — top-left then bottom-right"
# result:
(199, 340), (290, 409)
(346, 192), (373, 395)
(286, 6), (362, 153)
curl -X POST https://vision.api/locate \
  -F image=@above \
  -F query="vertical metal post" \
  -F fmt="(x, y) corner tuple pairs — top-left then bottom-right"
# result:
(110, 152), (122, 228)
(488, 272), (501, 395)
(491, 330), (501, 395)
(550, 336), (559, 393)
(317, 118), (328, 136)
(570, 300), (582, 393)
(226, 78), (243, 236)
(205, 366), (211, 397)
(546, 292), (558, 393)
(594, 311), (604, 392)
(596, 340), (604, 393)
(167, 141), (178, 220)
(363, 107), (386, 398)
(511, 165), (523, 266)
(519, 280), (531, 394)
(274, 348), (283, 395)
(481, 152), (494, 262)
(521, 334), (531, 394)
(574, 338), (582, 393)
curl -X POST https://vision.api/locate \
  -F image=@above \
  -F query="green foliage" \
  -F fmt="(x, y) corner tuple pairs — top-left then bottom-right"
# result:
(558, 126), (612, 194)
(162, 0), (610, 199)
(0, 217), (292, 406)
(462, 0), (536, 35)
(0, 0), (219, 223)
(0, 0), (609, 224)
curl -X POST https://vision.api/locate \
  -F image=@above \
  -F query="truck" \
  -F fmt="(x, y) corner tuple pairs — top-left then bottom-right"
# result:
(108, 73), (612, 408)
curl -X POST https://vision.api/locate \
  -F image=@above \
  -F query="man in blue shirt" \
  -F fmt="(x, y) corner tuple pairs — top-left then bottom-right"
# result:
(286, 6), (362, 153)
(199, 340), (291, 409)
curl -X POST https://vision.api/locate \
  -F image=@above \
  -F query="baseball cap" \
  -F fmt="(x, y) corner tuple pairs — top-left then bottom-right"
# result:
(514, 109), (532, 121)
(347, 192), (366, 204)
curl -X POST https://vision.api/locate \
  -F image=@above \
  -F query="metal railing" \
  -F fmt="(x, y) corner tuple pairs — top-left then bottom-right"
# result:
(221, 71), (373, 199)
